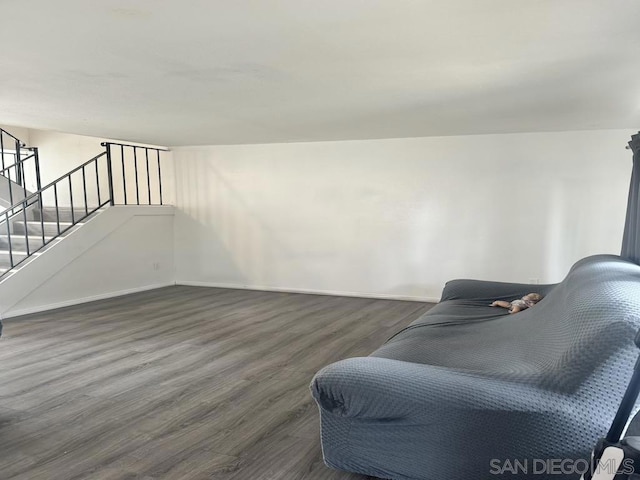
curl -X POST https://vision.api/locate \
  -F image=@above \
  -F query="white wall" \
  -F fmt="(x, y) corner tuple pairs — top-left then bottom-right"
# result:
(1, 206), (175, 318)
(0, 124), (30, 144)
(173, 129), (635, 301)
(28, 129), (104, 186)
(0, 125), (632, 306)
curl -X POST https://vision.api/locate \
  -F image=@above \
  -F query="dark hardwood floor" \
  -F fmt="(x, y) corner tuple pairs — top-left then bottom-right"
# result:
(0, 286), (434, 480)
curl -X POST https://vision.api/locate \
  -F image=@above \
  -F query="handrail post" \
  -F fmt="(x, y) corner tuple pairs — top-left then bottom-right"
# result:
(33, 147), (43, 219)
(15, 141), (22, 186)
(0, 131), (5, 171)
(157, 149), (163, 205)
(33, 147), (42, 193)
(104, 142), (115, 206)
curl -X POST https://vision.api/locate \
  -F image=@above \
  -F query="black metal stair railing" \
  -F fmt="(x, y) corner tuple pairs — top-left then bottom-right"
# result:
(0, 129), (42, 209)
(0, 142), (168, 276)
(102, 142), (165, 206)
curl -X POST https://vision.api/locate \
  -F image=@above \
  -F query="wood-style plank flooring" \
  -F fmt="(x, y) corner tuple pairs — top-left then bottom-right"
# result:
(0, 286), (434, 480)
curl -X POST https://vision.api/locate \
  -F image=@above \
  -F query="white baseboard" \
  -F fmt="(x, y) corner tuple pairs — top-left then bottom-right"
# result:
(3, 282), (176, 319)
(3, 280), (439, 319)
(175, 280), (440, 303)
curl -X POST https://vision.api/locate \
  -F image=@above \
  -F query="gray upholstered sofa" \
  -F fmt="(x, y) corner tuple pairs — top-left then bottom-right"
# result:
(311, 254), (640, 480)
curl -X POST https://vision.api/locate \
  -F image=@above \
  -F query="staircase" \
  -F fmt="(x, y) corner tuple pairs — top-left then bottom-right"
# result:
(0, 206), (94, 277)
(0, 130), (168, 279)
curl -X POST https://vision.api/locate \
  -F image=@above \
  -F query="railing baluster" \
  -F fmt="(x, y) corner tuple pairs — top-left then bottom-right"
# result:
(5, 211), (12, 268)
(82, 165), (88, 216)
(34, 148), (42, 192)
(33, 148), (42, 217)
(145, 148), (151, 204)
(0, 133), (5, 171)
(34, 148), (43, 235)
(54, 183), (60, 235)
(104, 143), (114, 206)
(121, 144), (127, 205)
(134, 147), (139, 205)
(95, 158), (101, 205)
(157, 150), (163, 205)
(16, 142), (22, 187)
(8, 165), (13, 209)
(22, 200), (29, 256)
(21, 157), (27, 200)
(39, 192), (45, 246)
(69, 175), (75, 224)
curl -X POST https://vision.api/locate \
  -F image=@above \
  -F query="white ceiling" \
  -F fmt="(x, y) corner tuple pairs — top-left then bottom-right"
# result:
(1, 0), (639, 146)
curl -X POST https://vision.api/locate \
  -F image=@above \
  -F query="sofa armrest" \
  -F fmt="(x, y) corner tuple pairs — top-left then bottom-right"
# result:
(440, 279), (557, 302)
(311, 357), (558, 420)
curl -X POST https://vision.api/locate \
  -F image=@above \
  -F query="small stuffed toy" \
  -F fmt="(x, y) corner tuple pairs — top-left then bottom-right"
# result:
(491, 293), (543, 314)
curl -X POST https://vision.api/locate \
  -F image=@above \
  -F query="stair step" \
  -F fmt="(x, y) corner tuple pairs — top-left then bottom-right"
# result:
(0, 249), (28, 255)
(11, 220), (76, 236)
(0, 235), (54, 250)
(0, 251), (30, 268)
(0, 203), (103, 275)
(34, 207), (92, 223)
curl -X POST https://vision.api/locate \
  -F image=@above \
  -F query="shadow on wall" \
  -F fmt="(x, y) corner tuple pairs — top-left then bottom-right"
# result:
(175, 154), (309, 287)
(173, 134), (630, 297)
(173, 211), (247, 285)
(543, 177), (627, 282)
